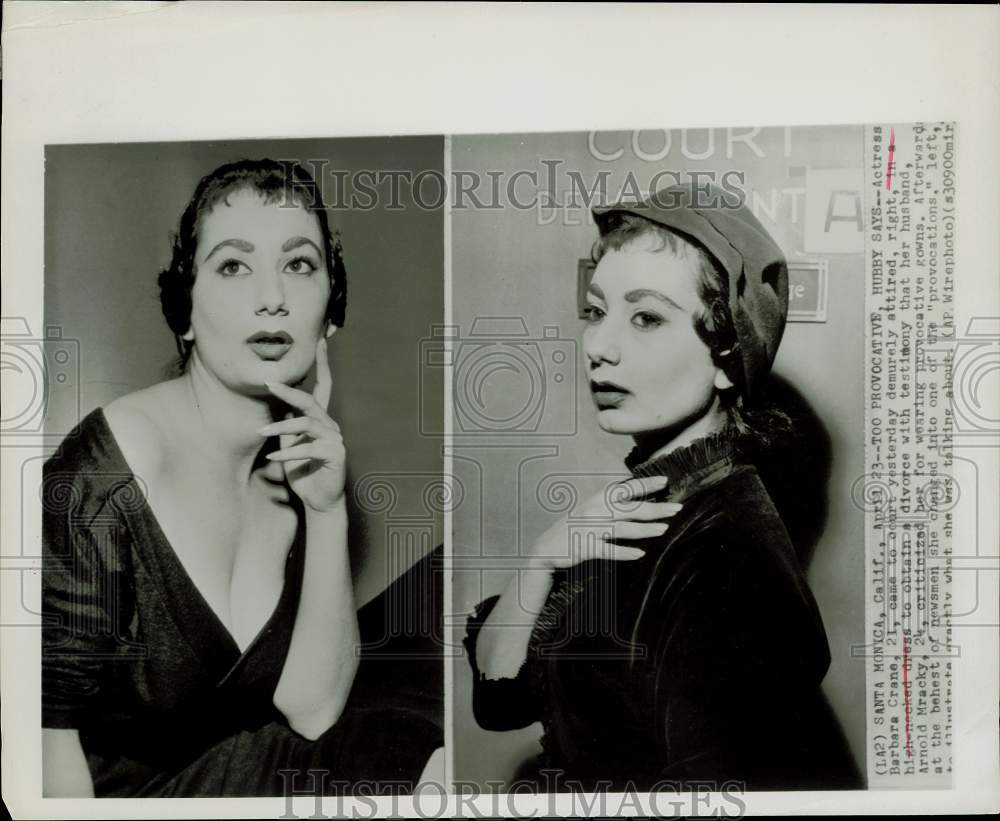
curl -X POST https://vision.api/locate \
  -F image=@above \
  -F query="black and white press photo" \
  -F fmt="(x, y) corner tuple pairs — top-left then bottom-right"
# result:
(1, 4), (997, 817)
(451, 127), (874, 793)
(37, 138), (445, 796)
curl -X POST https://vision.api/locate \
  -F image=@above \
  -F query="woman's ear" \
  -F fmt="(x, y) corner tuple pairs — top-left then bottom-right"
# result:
(181, 328), (195, 342)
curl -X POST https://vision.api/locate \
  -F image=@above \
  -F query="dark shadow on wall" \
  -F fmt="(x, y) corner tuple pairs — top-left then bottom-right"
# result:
(754, 373), (834, 572)
(754, 375), (865, 788)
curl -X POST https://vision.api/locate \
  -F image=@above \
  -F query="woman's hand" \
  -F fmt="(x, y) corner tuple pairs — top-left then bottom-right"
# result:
(267, 337), (357, 739)
(474, 474), (680, 683)
(527, 475), (680, 572)
(258, 338), (346, 513)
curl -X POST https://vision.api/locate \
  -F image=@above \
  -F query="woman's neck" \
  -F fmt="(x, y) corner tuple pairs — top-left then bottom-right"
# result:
(632, 400), (729, 465)
(174, 357), (288, 485)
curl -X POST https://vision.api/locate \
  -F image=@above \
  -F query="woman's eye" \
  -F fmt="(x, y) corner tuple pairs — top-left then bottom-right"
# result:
(284, 256), (318, 275)
(632, 311), (665, 329)
(217, 259), (249, 277)
(582, 305), (605, 322)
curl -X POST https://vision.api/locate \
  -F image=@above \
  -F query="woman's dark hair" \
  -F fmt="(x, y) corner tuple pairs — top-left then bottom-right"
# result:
(158, 158), (347, 373)
(592, 212), (793, 455)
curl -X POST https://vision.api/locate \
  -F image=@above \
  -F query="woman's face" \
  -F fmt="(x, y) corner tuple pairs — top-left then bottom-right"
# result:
(583, 241), (728, 437)
(186, 188), (331, 393)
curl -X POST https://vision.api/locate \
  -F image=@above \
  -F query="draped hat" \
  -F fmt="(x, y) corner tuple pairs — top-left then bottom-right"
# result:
(592, 181), (788, 400)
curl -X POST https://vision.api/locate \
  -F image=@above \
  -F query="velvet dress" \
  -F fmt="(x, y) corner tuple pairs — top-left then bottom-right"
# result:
(465, 431), (862, 791)
(42, 408), (442, 797)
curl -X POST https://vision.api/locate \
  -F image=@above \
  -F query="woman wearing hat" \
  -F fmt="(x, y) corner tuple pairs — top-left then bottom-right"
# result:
(41, 159), (441, 796)
(465, 183), (861, 791)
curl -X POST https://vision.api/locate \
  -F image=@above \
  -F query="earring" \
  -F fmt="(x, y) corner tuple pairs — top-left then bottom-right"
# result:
(181, 328), (194, 342)
(714, 369), (735, 390)
(714, 355), (735, 390)
(324, 322), (337, 339)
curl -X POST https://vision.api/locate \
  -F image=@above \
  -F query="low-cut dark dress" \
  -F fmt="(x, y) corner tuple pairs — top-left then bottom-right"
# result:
(465, 431), (863, 792)
(42, 408), (441, 797)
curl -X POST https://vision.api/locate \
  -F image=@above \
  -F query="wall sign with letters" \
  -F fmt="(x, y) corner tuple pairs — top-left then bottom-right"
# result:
(787, 259), (829, 323)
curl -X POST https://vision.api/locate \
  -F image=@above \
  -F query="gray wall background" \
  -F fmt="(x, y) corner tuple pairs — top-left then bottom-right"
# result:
(451, 127), (866, 786)
(44, 137), (444, 606)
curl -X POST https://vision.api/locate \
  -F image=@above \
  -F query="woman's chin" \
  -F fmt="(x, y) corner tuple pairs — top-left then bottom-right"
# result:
(593, 407), (636, 435)
(238, 361), (311, 393)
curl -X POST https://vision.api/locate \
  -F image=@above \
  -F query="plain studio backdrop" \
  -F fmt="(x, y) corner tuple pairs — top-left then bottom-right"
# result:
(43, 136), (445, 607)
(450, 127), (867, 787)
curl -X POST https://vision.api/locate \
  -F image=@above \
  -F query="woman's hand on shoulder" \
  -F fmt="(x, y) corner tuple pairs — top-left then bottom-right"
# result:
(528, 475), (681, 572)
(258, 339), (346, 513)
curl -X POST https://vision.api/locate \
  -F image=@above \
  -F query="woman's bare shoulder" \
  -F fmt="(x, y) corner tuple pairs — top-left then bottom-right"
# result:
(103, 382), (184, 482)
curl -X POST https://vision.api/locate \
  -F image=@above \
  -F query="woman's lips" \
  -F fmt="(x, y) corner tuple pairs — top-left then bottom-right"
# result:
(246, 331), (293, 360)
(590, 380), (629, 408)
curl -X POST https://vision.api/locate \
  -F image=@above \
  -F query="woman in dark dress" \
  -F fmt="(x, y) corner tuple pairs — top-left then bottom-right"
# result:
(465, 182), (862, 792)
(42, 159), (440, 796)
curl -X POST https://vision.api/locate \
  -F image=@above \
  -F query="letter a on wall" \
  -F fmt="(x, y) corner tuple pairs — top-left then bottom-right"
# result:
(804, 168), (864, 253)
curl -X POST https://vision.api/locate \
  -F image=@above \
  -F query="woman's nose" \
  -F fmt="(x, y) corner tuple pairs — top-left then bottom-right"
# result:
(584, 323), (621, 367)
(255, 272), (288, 315)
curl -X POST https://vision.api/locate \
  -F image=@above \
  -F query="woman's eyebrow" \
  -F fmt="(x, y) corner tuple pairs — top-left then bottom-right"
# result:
(625, 288), (686, 312)
(203, 238), (253, 261)
(282, 236), (322, 255)
(586, 282), (606, 300)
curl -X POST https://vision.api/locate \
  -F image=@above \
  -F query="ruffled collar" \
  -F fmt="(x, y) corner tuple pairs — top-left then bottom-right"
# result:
(624, 429), (744, 501)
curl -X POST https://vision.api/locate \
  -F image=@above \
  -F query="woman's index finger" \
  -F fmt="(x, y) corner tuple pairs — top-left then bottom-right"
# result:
(313, 337), (333, 411)
(265, 379), (315, 413)
(619, 475), (671, 499)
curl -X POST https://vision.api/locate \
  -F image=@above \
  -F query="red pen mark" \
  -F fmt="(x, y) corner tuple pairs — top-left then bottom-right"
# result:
(902, 631), (912, 758)
(886, 128), (896, 191)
